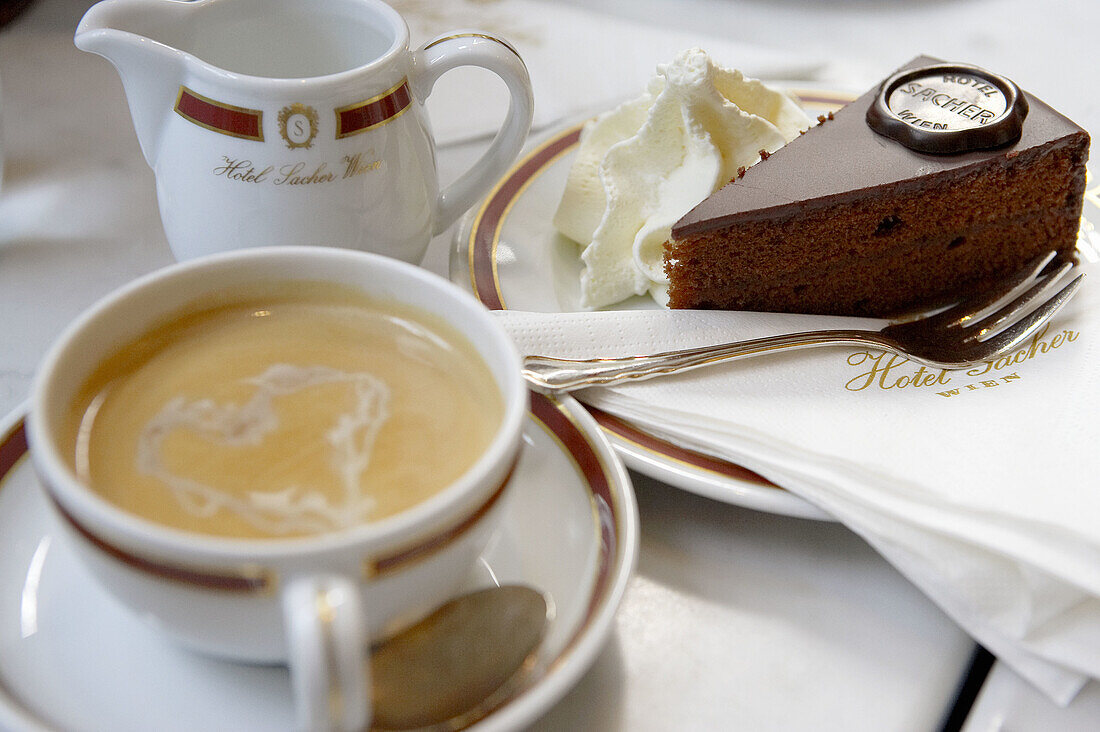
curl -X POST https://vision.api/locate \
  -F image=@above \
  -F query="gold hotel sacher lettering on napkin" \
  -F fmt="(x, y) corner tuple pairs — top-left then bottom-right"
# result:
(843, 321), (1080, 394)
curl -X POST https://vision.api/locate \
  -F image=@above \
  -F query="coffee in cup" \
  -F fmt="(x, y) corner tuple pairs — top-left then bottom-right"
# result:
(63, 282), (503, 540)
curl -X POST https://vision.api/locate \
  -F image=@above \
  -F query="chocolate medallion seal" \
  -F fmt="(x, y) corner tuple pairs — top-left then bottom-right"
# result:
(866, 62), (1028, 154)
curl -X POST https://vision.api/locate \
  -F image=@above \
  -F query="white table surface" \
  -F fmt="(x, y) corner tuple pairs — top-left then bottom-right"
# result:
(1, 0), (1097, 729)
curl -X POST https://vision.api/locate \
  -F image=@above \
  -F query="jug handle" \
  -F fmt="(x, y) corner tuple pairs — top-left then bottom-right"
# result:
(411, 34), (534, 236)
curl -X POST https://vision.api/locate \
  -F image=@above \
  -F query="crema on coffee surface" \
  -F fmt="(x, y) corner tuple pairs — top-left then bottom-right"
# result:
(64, 283), (503, 539)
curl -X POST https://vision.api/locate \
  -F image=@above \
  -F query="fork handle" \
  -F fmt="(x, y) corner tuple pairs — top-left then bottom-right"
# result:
(522, 329), (886, 393)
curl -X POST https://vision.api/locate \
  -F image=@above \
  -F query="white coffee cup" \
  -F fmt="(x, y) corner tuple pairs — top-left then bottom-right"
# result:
(29, 246), (527, 731)
(75, 0), (534, 264)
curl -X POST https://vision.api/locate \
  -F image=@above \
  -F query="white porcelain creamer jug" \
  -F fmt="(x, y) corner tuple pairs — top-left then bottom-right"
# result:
(75, 0), (533, 263)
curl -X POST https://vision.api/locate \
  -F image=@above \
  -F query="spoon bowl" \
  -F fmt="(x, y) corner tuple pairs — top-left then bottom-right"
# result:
(371, 584), (548, 730)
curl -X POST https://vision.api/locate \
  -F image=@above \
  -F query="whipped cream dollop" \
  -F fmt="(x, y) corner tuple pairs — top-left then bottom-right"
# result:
(553, 49), (813, 309)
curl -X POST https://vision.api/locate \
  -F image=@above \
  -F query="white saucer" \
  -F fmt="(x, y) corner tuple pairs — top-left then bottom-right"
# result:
(0, 394), (638, 731)
(449, 88), (855, 521)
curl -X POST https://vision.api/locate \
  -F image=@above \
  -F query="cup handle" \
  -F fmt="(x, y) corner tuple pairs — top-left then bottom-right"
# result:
(283, 575), (370, 732)
(411, 33), (534, 235)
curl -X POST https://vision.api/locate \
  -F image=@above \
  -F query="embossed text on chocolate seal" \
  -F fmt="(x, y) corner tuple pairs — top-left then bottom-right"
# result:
(866, 62), (1028, 154)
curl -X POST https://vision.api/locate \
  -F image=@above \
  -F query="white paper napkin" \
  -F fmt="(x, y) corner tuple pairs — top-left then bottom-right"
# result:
(497, 254), (1100, 704)
(397, 0), (829, 145)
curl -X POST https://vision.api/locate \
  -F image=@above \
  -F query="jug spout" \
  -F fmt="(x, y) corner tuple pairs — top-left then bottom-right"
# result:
(75, 0), (191, 168)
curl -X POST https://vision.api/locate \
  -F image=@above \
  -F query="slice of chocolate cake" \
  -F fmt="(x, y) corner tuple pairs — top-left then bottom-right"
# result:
(664, 56), (1090, 316)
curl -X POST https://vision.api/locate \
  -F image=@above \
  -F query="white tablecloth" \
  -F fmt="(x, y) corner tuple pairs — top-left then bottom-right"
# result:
(1, 0), (1098, 729)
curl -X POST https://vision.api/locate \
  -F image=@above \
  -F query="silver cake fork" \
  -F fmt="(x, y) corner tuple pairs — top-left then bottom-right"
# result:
(522, 252), (1084, 394)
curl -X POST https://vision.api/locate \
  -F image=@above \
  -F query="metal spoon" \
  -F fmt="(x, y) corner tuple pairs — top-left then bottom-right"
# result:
(370, 584), (548, 730)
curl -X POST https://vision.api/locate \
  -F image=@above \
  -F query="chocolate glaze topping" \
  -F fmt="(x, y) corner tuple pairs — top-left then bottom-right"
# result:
(672, 55), (1088, 238)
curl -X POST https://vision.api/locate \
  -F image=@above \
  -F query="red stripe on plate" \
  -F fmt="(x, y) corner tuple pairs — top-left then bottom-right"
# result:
(587, 406), (774, 486)
(471, 126), (582, 310)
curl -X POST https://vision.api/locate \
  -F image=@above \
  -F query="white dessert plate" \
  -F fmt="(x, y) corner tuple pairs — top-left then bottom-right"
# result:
(0, 393), (638, 731)
(451, 89), (1100, 522)
(450, 88), (854, 521)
